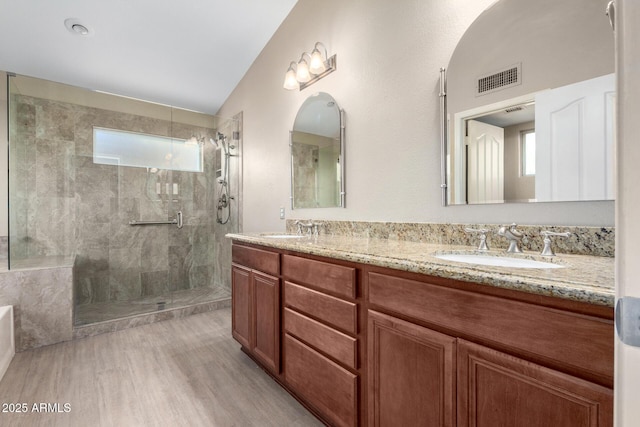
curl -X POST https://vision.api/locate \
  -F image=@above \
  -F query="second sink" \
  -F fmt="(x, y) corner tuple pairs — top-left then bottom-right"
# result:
(434, 253), (564, 269)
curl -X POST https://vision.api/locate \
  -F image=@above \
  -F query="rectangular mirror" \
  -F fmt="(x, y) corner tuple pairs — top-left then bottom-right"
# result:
(442, 0), (615, 206)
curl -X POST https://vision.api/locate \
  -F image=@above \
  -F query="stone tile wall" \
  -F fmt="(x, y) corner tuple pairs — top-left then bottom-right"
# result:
(0, 261), (73, 351)
(291, 142), (318, 208)
(0, 236), (7, 260)
(9, 94), (236, 319)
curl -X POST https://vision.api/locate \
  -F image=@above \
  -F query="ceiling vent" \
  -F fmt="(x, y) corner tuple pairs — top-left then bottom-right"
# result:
(504, 106), (523, 113)
(476, 63), (521, 96)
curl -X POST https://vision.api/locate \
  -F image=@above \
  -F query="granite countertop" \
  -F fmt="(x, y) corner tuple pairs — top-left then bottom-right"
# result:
(227, 233), (615, 307)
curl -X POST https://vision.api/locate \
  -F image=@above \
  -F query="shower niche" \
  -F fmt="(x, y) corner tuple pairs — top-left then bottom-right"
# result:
(7, 74), (242, 325)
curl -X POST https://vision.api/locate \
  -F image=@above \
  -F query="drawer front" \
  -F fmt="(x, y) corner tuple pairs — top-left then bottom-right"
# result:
(284, 334), (358, 427)
(284, 281), (358, 335)
(368, 271), (614, 386)
(282, 254), (356, 299)
(284, 308), (358, 370)
(232, 244), (279, 276)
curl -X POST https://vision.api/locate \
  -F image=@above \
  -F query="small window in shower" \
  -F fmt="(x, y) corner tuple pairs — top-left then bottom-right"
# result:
(93, 127), (202, 172)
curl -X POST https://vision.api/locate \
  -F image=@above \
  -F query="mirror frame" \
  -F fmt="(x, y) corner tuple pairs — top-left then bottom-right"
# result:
(290, 92), (345, 209)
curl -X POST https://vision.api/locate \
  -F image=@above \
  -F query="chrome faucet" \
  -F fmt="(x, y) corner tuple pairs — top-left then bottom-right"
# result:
(464, 227), (489, 251)
(540, 231), (571, 256)
(294, 220), (325, 236)
(294, 220), (313, 235)
(497, 223), (524, 253)
(311, 222), (324, 237)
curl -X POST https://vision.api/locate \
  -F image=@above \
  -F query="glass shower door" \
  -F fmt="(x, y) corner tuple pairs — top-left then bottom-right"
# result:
(8, 73), (237, 326)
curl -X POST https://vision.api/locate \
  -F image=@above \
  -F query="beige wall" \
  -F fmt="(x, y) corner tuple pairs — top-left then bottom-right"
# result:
(447, 0), (614, 116)
(216, 0), (614, 232)
(615, 0), (640, 423)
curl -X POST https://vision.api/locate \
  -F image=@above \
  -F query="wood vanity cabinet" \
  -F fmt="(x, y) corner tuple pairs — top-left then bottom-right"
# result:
(231, 245), (280, 374)
(230, 242), (614, 427)
(281, 254), (360, 427)
(366, 269), (614, 427)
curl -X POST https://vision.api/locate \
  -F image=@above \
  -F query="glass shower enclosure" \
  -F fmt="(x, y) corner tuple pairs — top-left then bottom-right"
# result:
(7, 74), (240, 325)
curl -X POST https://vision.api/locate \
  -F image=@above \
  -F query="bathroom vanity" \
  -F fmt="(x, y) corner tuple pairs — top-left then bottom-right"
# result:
(228, 233), (614, 427)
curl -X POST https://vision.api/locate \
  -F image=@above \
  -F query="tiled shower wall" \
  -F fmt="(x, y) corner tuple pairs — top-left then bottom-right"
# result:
(292, 142), (318, 208)
(0, 236), (7, 261)
(10, 94), (233, 308)
(211, 114), (242, 292)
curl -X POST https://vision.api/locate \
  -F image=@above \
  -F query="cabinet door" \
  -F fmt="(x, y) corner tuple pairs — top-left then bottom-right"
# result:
(368, 310), (456, 427)
(457, 339), (613, 427)
(252, 270), (280, 373)
(231, 264), (251, 349)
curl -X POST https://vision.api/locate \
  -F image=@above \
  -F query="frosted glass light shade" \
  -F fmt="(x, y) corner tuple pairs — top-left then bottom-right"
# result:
(309, 49), (326, 74)
(296, 58), (311, 83)
(283, 68), (299, 90)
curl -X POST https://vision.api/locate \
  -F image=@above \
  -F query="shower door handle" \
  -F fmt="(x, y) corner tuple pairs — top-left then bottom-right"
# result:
(176, 211), (183, 229)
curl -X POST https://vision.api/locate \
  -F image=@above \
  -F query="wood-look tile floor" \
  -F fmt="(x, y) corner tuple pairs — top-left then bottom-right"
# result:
(0, 308), (323, 427)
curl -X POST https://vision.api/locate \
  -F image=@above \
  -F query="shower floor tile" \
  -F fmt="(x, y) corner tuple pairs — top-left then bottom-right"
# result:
(74, 286), (231, 325)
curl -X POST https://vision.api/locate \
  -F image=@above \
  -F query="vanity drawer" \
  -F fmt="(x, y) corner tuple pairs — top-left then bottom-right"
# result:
(284, 308), (358, 369)
(282, 254), (356, 298)
(232, 244), (279, 276)
(284, 334), (358, 427)
(367, 271), (614, 386)
(284, 281), (358, 335)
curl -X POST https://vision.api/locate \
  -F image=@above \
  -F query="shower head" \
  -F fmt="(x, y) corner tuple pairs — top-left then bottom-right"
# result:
(209, 138), (220, 148)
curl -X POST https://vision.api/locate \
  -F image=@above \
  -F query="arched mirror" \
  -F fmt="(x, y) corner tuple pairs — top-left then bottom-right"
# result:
(441, 0), (614, 205)
(290, 92), (345, 209)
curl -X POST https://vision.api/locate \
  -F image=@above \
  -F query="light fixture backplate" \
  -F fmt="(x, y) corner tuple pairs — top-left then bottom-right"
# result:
(299, 55), (337, 91)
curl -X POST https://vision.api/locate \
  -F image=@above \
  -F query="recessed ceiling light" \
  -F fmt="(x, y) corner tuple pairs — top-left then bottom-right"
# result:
(64, 18), (94, 37)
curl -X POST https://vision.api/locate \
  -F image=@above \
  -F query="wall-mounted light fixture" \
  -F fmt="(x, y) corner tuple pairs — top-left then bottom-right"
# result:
(283, 42), (337, 91)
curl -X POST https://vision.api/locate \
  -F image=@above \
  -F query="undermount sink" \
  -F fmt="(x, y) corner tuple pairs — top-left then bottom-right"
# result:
(434, 253), (564, 269)
(260, 234), (307, 239)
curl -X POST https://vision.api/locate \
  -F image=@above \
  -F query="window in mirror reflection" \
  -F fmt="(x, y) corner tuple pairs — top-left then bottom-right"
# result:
(521, 130), (536, 176)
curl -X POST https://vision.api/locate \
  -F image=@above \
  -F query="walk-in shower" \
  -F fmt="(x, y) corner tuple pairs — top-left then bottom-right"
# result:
(5, 73), (241, 326)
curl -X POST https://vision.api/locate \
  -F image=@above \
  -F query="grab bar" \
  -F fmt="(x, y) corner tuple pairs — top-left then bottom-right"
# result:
(129, 211), (183, 229)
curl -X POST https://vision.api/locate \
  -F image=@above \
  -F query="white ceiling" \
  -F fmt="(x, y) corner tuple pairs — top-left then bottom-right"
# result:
(0, 0), (298, 115)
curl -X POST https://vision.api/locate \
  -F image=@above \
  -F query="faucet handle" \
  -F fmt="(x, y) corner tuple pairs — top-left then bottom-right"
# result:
(497, 223), (525, 253)
(540, 231), (571, 256)
(507, 223), (524, 238)
(465, 227), (489, 251)
(312, 222), (324, 237)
